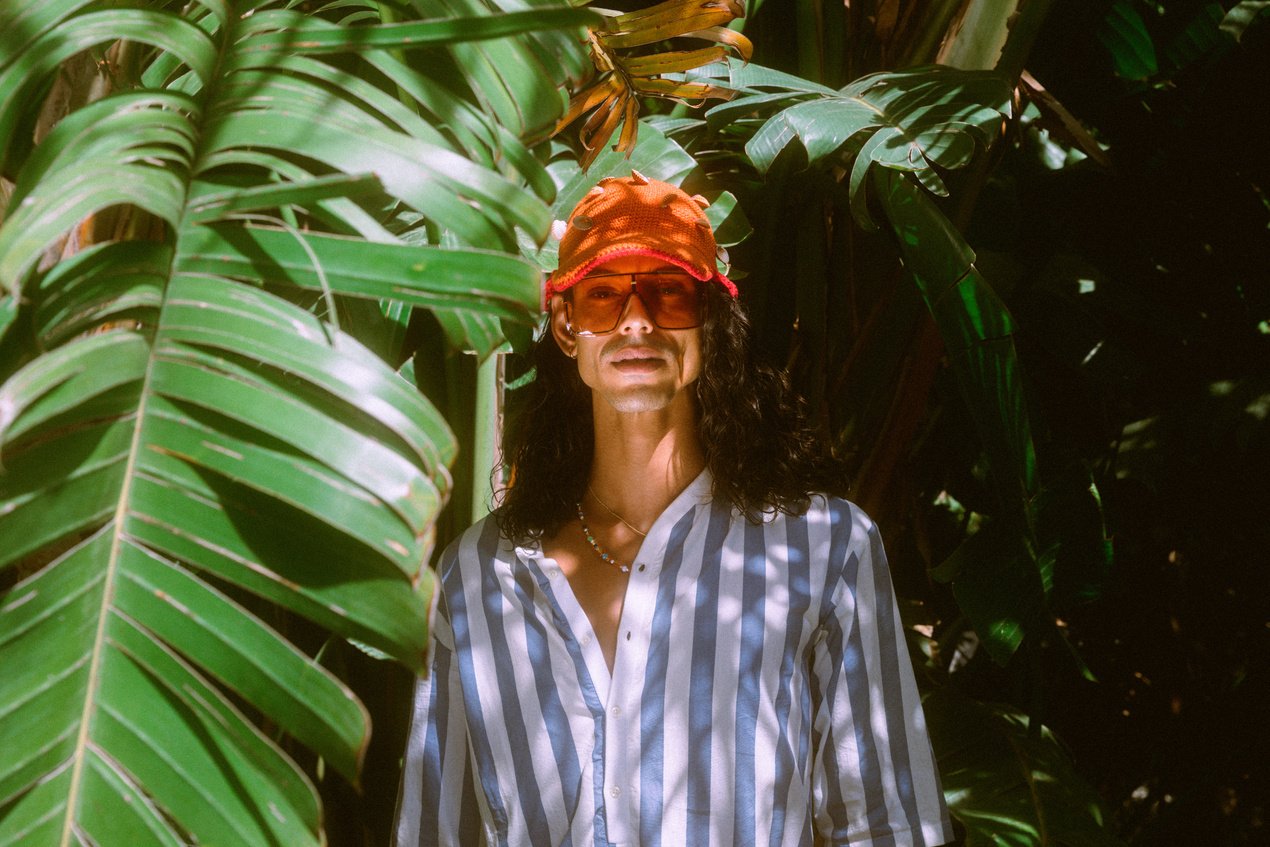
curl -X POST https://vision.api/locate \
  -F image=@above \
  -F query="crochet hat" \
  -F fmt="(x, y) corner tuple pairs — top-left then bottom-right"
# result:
(546, 171), (737, 298)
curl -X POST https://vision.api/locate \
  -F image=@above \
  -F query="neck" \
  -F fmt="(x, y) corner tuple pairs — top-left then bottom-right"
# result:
(586, 393), (705, 532)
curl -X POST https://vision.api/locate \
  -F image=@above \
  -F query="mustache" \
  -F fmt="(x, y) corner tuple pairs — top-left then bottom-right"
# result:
(601, 337), (676, 359)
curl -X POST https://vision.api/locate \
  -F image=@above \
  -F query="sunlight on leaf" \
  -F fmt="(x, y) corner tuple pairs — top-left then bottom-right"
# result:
(0, 2), (573, 844)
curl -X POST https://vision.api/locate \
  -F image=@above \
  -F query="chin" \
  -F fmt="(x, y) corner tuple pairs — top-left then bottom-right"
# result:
(604, 387), (677, 413)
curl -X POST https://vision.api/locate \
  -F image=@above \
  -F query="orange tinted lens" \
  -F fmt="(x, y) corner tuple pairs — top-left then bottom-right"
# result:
(571, 277), (627, 332)
(634, 273), (700, 328)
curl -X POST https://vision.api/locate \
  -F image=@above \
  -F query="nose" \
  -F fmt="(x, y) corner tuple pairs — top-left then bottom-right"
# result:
(616, 285), (654, 334)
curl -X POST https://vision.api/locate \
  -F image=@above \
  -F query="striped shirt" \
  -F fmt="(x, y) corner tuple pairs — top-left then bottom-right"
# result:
(395, 470), (952, 847)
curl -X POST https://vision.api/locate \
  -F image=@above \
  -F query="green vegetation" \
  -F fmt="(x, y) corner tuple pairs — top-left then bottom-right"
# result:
(1, 0), (1264, 844)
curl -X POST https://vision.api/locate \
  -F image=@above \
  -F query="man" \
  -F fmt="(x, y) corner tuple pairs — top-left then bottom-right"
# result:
(395, 172), (953, 846)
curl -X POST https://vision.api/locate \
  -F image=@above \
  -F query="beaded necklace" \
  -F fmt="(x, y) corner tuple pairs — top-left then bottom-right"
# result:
(576, 501), (632, 573)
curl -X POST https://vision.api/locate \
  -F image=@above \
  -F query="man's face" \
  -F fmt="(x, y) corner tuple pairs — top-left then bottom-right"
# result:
(551, 255), (703, 415)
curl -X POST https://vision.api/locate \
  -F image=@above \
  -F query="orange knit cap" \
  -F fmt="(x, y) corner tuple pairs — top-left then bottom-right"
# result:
(546, 171), (737, 298)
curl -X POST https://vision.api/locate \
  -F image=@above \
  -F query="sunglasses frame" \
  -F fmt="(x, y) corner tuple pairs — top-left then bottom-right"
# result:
(564, 271), (705, 337)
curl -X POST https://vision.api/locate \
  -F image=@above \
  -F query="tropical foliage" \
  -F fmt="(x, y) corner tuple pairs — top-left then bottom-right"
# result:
(670, 0), (1266, 844)
(4, 0), (1264, 844)
(982, 1), (1269, 841)
(0, 1), (595, 844)
(541, 1), (1121, 843)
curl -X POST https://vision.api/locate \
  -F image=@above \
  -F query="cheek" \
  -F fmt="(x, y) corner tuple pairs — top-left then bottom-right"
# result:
(574, 341), (603, 387)
(678, 337), (703, 385)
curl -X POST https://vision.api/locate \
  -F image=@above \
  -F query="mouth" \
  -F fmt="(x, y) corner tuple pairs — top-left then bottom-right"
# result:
(606, 346), (668, 373)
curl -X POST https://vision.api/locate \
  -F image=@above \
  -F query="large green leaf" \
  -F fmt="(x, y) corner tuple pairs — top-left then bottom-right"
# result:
(0, 1), (578, 844)
(414, 0), (590, 142)
(1162, 3), (1227, 71)
(925, 687), (1125, 847)
(1097, 1), (1159, 80)
(875, 171), (1037, 507)
(697, 60), (1011, 227)
(930, 519), (1043, 665)
(875, 169), (1041, 664)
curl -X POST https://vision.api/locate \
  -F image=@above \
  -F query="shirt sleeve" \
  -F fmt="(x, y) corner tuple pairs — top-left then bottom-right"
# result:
(810, 505), (954, 847)
(394, 591), (485, 847)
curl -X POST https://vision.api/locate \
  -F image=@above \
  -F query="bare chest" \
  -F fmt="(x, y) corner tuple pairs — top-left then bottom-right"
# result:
(542, 522), (640, 671)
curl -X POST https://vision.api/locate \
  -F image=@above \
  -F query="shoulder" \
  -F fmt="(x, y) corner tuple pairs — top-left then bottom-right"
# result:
(796, 492), (879, 537)
(793, 494), (886, 585)
(736, 492), (880, 544)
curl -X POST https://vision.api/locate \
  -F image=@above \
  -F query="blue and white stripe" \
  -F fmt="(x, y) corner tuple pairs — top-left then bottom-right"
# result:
(396, 470), (952, 847)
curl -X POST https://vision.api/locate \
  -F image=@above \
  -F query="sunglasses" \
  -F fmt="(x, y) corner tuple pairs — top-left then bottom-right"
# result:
(565, 271), (704, 336)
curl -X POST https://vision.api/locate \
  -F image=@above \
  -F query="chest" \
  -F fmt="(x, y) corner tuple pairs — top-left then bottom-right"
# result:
(541, 530), (632, 672)
(446, 532), (840, 845)
(497, 530), (834, 698)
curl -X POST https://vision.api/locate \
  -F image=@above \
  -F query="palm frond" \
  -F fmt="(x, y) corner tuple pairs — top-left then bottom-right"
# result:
(699, 59), (1012, 228)
(0, 1), (593, 844)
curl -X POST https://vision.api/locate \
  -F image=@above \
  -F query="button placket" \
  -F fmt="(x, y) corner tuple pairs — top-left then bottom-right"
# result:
(602, 551), (662, 845)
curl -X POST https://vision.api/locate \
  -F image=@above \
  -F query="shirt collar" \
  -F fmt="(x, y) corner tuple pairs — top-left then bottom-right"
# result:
(513, 466), (714, 560)
(644, 466), (712, 541)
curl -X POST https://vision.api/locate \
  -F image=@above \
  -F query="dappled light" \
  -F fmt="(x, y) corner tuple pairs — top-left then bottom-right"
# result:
(0, 1), (592, 844)
(2, 0), (1264, 844)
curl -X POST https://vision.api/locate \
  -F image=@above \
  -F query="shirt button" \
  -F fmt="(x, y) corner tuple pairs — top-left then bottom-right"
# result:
(637, 563), (646, 572)
(610, 786), (621, 798)
(611, 705), (621, 717)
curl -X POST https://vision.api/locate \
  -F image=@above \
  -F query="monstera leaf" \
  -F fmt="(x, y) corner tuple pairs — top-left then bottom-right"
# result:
(0, 1), (595, 845)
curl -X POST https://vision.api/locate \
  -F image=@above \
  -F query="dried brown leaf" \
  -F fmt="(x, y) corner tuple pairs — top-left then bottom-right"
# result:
(615, 94), (641, 154)
(556, 73), (623, 134)
(552, 0), (747, 169)
(610, 0), (745, 30)
(623, 46), (727, 77)
(599, 11), (739, 49)
(630, 77), (737, 103)
(677, 26), (754, 62)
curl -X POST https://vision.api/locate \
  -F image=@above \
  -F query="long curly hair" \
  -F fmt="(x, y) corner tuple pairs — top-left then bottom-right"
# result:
(495, 284), (847, 540)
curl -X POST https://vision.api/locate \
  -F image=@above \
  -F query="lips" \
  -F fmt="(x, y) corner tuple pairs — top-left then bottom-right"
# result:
(610, 346), (663, 362)
(605, 344), (669, 372)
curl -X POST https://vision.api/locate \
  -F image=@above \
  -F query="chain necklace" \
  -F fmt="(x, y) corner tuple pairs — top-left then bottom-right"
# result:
(587, 485), (647, 537)
(576, 501), (631, 573)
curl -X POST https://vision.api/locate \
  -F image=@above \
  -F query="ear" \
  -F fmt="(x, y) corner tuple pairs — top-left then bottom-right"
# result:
(548, 294), (577, 359)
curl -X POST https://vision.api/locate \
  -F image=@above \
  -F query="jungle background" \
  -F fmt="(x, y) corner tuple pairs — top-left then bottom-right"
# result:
(347, 1), (1270, 842)
(0, 0), (1266, 845)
